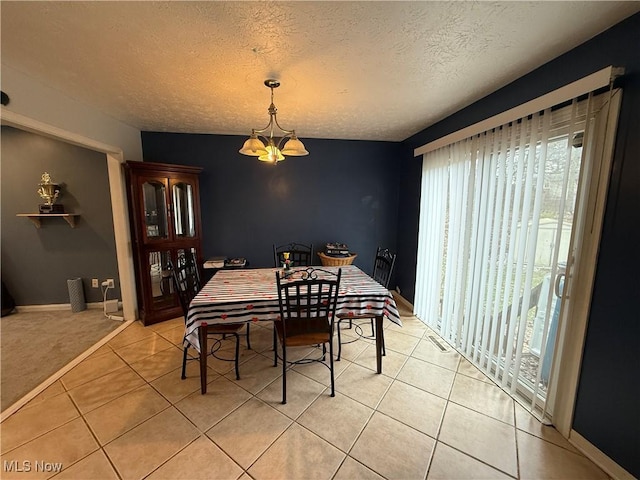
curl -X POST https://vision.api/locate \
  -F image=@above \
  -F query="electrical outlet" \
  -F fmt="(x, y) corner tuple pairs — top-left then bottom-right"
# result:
(106, 278), (115, 288)
(92, 278), (99, 288)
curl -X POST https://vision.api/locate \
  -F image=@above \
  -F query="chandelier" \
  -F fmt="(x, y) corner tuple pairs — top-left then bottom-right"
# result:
(239, 79), (308, 163)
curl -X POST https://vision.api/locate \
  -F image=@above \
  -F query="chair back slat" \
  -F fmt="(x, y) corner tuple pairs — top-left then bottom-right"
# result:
(273, 242), (314, 267)
(169, 251), (201, 317)
(372, 247), (397, 289)
(276, 268), (341, 338)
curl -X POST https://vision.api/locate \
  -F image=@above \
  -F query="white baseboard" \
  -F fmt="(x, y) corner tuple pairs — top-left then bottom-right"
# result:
(391, 290), (414, 313)
(569, 429), (635, 480)
(14, 301), (119, 313)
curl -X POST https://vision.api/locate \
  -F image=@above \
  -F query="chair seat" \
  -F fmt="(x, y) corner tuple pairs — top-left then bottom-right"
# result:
(275, 317), (331, 347)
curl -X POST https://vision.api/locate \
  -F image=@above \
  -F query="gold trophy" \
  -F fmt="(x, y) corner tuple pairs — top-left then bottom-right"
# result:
(37, 172), (64, 213)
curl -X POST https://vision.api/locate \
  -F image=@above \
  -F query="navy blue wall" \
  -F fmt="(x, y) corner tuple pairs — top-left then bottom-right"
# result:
(398, 13), (640, 476)
(141, 133), (401, 279)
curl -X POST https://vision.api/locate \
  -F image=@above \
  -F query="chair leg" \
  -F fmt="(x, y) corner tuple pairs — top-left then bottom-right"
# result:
(234, 333), (240, 380)
(328, 339), (335, 397)
(336, 320), (343, 361)
(181, 347), (188, 379)
(281, 342), (287, 405)
(273, 326), (278, 367)
(246, 323), (252, 350)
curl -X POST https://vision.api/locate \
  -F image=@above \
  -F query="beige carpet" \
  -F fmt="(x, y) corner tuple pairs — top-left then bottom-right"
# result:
(0, 308), (123, 411)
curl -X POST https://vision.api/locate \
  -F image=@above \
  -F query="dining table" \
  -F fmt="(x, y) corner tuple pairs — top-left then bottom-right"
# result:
(184, 265), (401, 393)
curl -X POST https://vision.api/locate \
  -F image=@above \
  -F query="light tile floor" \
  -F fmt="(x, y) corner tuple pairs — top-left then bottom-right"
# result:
(0, 315), (609, 480)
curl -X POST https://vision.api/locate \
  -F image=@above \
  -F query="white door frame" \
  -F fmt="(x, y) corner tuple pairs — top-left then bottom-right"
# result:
(551, 89), (623, 437)
(2, 109), (138, 320)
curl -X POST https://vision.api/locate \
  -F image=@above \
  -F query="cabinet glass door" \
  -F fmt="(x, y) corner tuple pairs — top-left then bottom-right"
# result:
(148, 250), (174, 308)
(142, 180), (168, 240)
(172, 181), (196, 238)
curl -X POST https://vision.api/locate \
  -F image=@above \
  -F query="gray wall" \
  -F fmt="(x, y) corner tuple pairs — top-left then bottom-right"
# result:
(1, 126), (121, 305)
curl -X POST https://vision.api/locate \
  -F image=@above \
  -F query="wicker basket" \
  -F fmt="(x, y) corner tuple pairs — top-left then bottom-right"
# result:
(318, 252), (357, 266)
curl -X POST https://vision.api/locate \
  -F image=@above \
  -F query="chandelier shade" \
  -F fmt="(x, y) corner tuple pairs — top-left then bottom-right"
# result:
(281, 135), (309, 156)
(239, 134), (268, 156)
(239, 79), (308, 163)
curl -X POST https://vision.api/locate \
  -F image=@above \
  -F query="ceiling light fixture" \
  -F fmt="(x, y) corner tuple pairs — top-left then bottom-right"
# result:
(239, 79), (308, 163)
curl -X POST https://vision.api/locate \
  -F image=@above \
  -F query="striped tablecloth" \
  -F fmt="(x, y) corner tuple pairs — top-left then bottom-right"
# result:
(184, 265), (401, 352)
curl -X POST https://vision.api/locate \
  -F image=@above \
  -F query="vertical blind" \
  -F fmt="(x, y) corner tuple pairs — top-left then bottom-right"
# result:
(414, 94), (606, 404)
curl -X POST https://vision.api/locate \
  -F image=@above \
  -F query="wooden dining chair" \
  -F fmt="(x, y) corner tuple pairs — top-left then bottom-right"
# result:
(274, 267), (341, 404)
(336, 247), (396, 361)
(170, 254), (245, 388)
(273, 242), (314, 268)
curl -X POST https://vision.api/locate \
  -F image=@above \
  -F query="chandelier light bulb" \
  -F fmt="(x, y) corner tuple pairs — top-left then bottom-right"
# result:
(258, 145), (285, 163)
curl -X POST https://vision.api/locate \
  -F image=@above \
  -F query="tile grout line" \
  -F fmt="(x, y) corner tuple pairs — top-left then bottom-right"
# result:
(217, 335), (387, 478)
(61, 383), (124, 479)
(426, 359), (521, 480)
(2, 351), (148, 461)
(69, 327), (194, 478)
(93, 326), (247, 479)
(423, 356), (461, 480)
(207, 396), (293, 477)
(513, 399), (521, 480)
(128, 351), (251, 478)
(432, 438), (519, 480)
(327, 324), (430, 480)
(6, 315), (599, 480)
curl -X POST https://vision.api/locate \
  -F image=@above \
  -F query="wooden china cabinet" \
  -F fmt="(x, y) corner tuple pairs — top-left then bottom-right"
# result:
(125, 161), (204, 325)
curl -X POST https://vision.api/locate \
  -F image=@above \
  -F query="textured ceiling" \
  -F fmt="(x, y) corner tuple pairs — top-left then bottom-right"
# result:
(1, 2), (638, 141)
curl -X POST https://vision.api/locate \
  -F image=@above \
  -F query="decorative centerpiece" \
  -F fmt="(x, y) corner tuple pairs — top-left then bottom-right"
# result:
(281, 252), (294, 278)
(319, 243), (357, 266)
(282, 252), (293, 276)
(37, 172), (64, 213)
(325, 242), (350, 257)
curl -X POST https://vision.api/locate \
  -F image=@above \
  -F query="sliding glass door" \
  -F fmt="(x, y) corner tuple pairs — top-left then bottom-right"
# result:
(414, 90), (620, 418)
